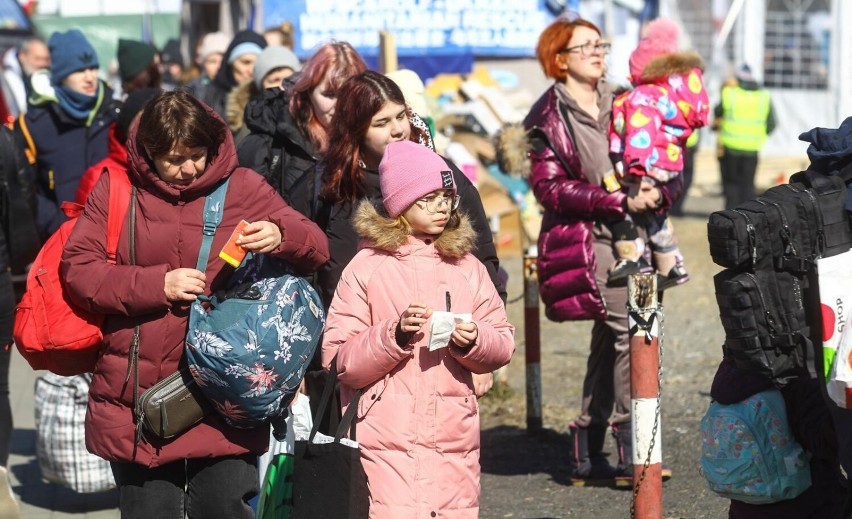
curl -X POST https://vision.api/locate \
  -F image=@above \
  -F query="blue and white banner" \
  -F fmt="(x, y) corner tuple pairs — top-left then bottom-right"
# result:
(264, 0), (557, 59)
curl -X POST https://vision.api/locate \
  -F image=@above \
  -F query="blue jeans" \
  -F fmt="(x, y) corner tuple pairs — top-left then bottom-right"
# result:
(111, 454), (258, 519)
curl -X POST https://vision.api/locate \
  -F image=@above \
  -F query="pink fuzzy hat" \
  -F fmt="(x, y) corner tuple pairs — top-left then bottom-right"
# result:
(379, 140), (455, 218)
(628, 18), (680, 81)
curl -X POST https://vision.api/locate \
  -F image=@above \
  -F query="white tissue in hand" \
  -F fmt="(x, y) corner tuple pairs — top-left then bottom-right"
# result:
(453, 313), (472, 325)
(429, 311), (455, 351)
(429, 312), (473, 351)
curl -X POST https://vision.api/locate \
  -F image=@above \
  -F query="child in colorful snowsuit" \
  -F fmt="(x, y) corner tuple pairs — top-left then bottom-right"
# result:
(607, 18), (709, 289)
(321, 140), (515, 519)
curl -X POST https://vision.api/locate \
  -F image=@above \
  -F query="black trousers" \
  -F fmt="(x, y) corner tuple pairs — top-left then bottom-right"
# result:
(719, 150), (759, 210)
(670, 144), (696, 216)
(110, 454), (258, 519)
(0, 271), (14, 468)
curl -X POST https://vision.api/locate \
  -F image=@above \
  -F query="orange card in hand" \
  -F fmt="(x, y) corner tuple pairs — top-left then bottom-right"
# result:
(219, 220), (249, 267)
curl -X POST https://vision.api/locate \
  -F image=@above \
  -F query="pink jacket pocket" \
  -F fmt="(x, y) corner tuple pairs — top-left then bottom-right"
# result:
(358, 374), (389, 418)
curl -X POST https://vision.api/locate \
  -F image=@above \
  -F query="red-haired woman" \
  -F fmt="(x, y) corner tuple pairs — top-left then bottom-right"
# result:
(524, 16), (682, 485)
(238, 41), (366, 218)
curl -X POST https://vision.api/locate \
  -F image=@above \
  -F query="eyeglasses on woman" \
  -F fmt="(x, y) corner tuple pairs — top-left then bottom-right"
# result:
(561, 41), (611, 56)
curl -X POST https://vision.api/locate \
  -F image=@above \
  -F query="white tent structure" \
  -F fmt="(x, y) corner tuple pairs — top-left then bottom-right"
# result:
(535, 0), (848, 157)
(670, 0), (850, 157)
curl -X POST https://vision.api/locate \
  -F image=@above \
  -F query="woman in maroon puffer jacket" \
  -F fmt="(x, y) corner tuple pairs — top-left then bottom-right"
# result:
(60, 89), (329, 519)
(523, 17), (682, 485)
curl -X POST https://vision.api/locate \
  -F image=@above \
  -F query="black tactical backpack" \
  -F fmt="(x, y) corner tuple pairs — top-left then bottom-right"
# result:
(707, 169), (852, 385)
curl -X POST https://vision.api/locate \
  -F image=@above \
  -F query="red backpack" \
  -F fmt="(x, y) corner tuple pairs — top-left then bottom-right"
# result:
(14, 168), (131, 375)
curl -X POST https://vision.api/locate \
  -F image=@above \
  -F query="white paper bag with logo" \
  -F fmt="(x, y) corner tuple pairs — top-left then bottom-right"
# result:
(816, 250), (852, 406)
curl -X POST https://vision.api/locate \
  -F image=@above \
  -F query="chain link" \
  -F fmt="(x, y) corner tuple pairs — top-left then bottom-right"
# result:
(630, 306), (664, 519)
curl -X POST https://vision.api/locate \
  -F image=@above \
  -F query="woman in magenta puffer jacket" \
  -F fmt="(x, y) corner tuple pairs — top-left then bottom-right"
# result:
(523, 17), (682, 486)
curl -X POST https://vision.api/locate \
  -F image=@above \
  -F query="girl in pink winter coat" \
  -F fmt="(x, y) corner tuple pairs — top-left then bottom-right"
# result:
(322, 139), (515, 519)
(606, 18), (709, 290)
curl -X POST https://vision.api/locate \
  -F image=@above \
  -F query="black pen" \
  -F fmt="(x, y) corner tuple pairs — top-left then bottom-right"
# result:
(446, 291), (451, 312)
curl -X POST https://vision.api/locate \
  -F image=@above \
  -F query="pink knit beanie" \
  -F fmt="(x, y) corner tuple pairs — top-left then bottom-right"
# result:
(379, 140), (455, 218)
(628, 18), (680, 81)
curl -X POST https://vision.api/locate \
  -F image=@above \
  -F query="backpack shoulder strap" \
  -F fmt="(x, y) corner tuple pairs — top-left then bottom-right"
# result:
(16, 114), (36, 166)
(195, 178), (231, 272)
(105, 167), (132, 264)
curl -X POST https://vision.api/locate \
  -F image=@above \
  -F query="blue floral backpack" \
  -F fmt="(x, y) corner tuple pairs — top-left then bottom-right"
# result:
(184, 179), (325, 438)
(699, 389), (812, 504)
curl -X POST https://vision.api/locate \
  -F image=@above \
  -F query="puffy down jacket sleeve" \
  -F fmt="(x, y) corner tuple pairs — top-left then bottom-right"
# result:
(61, 173), (171, 316)
(240, 168), (329, 273)
(322, 260), (411, 389)
(448, 260), (514, 374)
(528, 132), (626, 221)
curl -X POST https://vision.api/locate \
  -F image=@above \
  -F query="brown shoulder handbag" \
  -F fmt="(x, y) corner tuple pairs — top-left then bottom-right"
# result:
(137, 367), (212, 439)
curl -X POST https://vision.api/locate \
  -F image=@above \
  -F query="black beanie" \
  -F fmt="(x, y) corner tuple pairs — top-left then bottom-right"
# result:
(118, 39), (156, 82)
(117, 87), (161, 139)
(160, 39), (183, 67)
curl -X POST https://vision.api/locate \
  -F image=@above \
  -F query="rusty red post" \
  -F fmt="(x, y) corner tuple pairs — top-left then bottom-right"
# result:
(523, 253), (542, 434)
(628, 273), (662, 519)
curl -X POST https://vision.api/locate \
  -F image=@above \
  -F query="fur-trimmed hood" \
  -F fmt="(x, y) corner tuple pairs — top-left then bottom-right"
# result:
(352, 200), (476, 259)
(494, 122), (531, 178)
(226, 81), (257, 132)
(637, 50), (704, 83)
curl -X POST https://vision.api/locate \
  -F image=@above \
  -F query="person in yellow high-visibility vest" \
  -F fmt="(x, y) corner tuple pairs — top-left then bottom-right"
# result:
(712, 65), (776, 210)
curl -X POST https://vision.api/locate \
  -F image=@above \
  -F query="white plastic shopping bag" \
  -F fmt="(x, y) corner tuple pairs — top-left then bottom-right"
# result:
(818, 249), (852, 407)
(257, 392), (313, 488)
(829, 313), (852, 408)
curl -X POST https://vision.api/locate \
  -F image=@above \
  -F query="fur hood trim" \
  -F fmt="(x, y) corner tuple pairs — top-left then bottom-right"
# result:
(225, 81), (256, 132)
(495, 122), (531, 178)
(353, 200), (476, 259)
(640, 51), (704, 82)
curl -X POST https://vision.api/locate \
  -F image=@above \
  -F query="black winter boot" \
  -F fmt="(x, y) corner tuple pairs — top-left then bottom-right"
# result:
(567, 422), (617, 486)
(611, 423), (633, 488)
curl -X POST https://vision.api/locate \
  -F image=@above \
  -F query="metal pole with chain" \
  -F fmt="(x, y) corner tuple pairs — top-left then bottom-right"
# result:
(627, 273), (663, 519)
(523, 251), (542, 434)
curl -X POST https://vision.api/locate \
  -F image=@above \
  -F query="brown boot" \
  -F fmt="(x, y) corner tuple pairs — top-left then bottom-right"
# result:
(611, 423), (672, 488)
(567, 422), (618, 486)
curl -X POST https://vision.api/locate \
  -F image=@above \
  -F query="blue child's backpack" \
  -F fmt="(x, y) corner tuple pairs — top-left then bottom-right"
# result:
(699, 389), (812, 504)
(184, 181), (325, 438)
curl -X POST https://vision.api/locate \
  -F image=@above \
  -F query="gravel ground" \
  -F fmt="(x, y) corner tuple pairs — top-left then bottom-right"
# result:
(478, 192), (734, 519)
